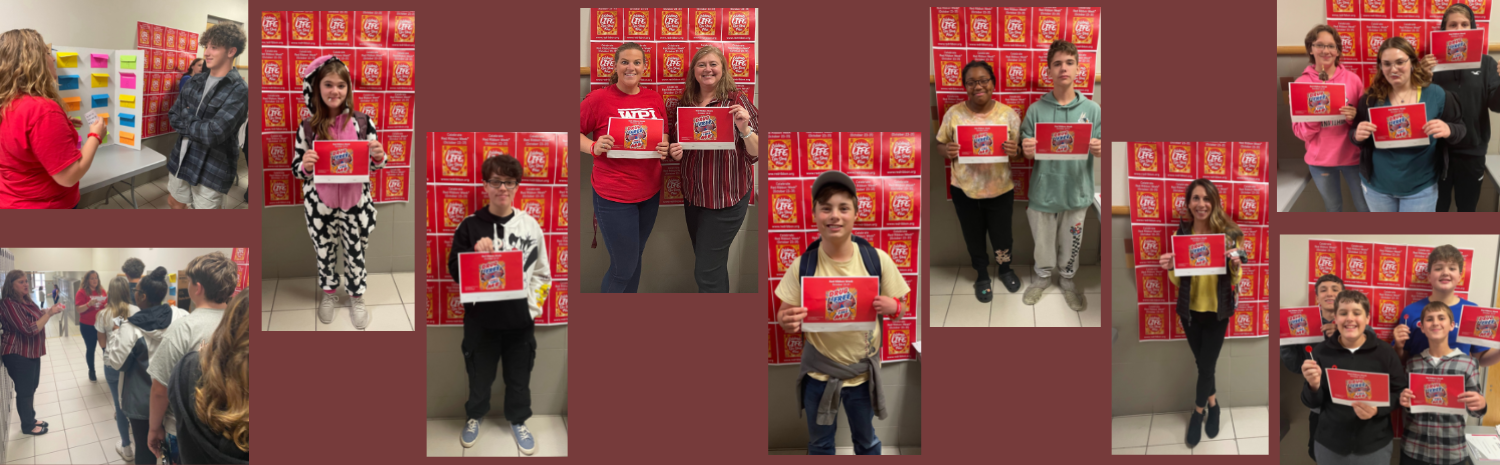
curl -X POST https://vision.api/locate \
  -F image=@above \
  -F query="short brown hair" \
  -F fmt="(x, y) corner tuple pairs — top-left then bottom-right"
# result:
(187, 252), (237, 304)
(1045, 40), (1079, 65)
(1429, 244), (1465, 272)
(813, 183), (857, 211)
(200, 23), (246, 59)
(1337, 289), (1371, 315)
(1304, 24), (1342, 66)
(122, 258), (145, 279)
(481, 155), (522, 183)
(1421, 301), (1454, 322)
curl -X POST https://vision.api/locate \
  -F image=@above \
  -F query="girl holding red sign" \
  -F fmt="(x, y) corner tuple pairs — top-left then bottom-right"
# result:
(1397, 301), (1487, 465)
(1156, 178), (1243, 448)
(664, 45), (759, 293)
(1301, 291), (1407, 464)
(1293, 24), (1368, 212)
(935, 61), (1022, 302)
(1351, 37), (1466, 212)
(1421, 3), (1500, 213)
(580, 42), (678, 293)
(291, 55), (390, 329)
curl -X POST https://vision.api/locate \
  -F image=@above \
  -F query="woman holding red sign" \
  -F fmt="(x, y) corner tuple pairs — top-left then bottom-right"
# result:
(1156, 178), (1243, 448)
(580, 42), (677, 293)
(935, 61), (1021, 302)
(0, 29), (109, 209)
(1292, 24), (1368, 212)
(1300, 291), (1407, 464)
(664, 45), (758, 293)
(290, 55), (389, 329)
(1350, 37), (1466, 212)
(1421, 3), (1500, 212)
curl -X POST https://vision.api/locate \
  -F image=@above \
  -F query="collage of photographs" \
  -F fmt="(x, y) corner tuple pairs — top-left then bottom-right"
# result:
(2, 0), (1500, 464)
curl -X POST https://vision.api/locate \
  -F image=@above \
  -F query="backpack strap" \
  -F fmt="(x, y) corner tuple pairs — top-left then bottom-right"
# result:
(352, 111), (372, 139)
(798, 236), (882, 282)
(799, 239), (822, 279)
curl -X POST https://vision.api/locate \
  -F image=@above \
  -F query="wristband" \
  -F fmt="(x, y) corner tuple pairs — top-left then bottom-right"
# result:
(87, 133), (101, 142)
(590, 141), (595, 155)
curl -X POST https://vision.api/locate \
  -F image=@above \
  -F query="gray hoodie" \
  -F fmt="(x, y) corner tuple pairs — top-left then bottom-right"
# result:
(1019, 89), (1102, 213)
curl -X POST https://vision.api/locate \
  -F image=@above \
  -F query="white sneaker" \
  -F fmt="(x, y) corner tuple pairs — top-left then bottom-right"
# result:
(117, 440), (133, 462)
(350, 296), (369, 330)
(316, 292), (338, 324)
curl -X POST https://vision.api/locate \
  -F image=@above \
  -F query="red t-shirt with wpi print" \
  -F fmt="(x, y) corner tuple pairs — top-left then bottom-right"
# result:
(580, 85), (664, 204)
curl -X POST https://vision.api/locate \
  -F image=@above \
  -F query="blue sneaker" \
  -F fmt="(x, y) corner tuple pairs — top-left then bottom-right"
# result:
(460, 418), (481, 448)
(512, 422), (536, 455)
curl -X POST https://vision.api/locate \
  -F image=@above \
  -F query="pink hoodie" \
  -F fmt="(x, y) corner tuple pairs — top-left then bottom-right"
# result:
(1292, 64), (1365, 167)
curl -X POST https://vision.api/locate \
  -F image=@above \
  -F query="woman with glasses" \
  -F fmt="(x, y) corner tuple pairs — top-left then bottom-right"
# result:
(1293, 24), (1368, 212)
(663, 45), (759, 293)
(0, 30), (109, 208)
(0, 271), (66, 436)
(934, 61), (1022, 303)
(1350, 37), (1466, 212)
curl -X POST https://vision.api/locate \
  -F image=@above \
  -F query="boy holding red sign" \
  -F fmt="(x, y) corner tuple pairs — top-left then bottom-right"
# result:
(1398, 301), (1488, 465)
(1394, 245), (1499, 365)
(1019, 40), (1101, 311)
(774, 171), (910, 455)
(1301, 290), (1408, 463)
(1350, 37), (1466, 212)
(449, 155), (552, 455)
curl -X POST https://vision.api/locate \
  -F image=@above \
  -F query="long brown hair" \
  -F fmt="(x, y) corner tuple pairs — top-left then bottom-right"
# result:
(683, 45), (740, 104)
(0, 29), (64, 125)
(1, 270), (27, 303)
(307, 60), (353, 141)
(80, 271), (101, 295)
(1366, 36), (1430, 104)
(196, 291), (249, 452)
(101, 276), (132, 323)
(1184, 179), (1242, 240)
(607, 42), (646, 86)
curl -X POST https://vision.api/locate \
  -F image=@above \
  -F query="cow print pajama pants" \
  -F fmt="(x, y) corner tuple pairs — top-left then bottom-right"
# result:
(303, 185), (378, 297)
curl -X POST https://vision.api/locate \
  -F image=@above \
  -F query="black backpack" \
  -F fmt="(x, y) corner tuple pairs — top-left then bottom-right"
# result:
(799, 236), (882, 281)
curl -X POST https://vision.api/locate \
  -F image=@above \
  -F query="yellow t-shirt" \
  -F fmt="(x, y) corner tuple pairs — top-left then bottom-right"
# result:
(774, 244), (912, 387)
(935, 101), (1021, 199)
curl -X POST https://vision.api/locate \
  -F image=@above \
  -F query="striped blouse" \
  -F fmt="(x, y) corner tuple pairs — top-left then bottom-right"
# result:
(667, 91), (760, 209)
(0, 298), (47, 359)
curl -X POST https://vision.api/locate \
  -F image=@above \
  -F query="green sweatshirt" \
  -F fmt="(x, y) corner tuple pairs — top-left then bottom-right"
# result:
(1020, 89), (1102, 213)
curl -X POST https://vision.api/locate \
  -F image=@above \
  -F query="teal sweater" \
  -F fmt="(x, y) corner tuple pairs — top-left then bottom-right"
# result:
(1020, 90), (1102, 213)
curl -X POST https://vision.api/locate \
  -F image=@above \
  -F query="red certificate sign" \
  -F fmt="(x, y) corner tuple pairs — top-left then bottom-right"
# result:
(1034, 122), (1092, 160)
(1171, 234), (1227, 277)
(800, 276), (879, 332)
(1410, 373), (1467, 415)
(457, 250), (526, 303)
(1369, 103), (1429, 149)
(675, 107), (734, 150)
(1327, 368), (1391, 407)
(606, 117), (664, 158)
(1280, 306), (1324, 346)
(1457, 305), (1500, 349)
(311, 141), (371, 184)
(1430, 29), (1486, 71)
(1289, 82), (1347, 123)
(956, 125), (1009, 164)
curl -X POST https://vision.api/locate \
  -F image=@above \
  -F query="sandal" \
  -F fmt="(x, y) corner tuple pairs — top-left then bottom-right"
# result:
(33, 420), (47, 428)
(21, 425), (46, 435)
(974, 280), (993, 303)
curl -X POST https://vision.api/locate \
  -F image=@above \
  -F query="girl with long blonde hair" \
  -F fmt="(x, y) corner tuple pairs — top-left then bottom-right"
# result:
(0, 29), (107, 208)
(169, 291), (248, 463)
(97, 276), (138, 462)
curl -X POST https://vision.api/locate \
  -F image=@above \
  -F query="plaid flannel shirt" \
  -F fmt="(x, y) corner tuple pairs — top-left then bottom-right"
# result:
(167, 70), (248, 194)
(1402, 349), (1488, 465)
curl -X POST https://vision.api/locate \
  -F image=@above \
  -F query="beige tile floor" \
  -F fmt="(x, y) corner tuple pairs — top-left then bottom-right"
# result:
(262, 273), (417, 331)
(768, 447), (921, 455)
(85, 165), (249, 210)
(426, 415), (567, 457)
(5, 321), (140, 464)
(929, 265), (1101, 328)
(1110, 406), (1270, 455)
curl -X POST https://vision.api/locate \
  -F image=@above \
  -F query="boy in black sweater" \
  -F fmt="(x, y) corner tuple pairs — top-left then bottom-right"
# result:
(1280, 274), (1378, 460)
(449, 155), (552, 455)
(1301, 290), (1408, 463)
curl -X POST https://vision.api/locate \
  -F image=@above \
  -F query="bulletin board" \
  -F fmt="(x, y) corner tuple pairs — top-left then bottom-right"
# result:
(425, 132), (569, 327)
(259, 11), (416, 208)
(1301, 238), (1475, 342)
(766, 132), (922, 365)
(51, 47), (142, 150)
(931, 7), (1100, 202)
(587, 8), (758, 207)
(1126, 141), (1271, 342)
(1320, 0), (1492, 89)
(133, 22), (197, 140)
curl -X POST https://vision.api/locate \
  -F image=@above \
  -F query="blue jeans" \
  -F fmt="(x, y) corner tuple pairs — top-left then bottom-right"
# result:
(104, 366), (130, 447)
(593, 190), (660, 293)
(1308, 165), (1369, 212)
(1362, 180), (1438, 212)
(801, 375), (881, 455)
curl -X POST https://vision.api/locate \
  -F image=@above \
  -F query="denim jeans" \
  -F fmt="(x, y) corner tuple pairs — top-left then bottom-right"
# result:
(802, 375), (881, 455)
(593, 190), (660, 293)
(1362, 180), (1438, 212)
(1308, 165), (1369, 212)
(105, 366), (131, 447)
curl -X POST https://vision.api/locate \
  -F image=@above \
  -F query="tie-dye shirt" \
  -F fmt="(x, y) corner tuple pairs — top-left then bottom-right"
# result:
(936, 102), (1020, 199)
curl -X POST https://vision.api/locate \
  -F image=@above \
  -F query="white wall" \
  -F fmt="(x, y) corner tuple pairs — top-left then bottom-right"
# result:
(91, 248), (236, 279)
(13, 249), (96, 273)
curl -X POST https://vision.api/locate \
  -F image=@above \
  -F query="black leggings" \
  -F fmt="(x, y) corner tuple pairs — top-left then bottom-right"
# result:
(949, 185), (1015, 279)
(1183, 310), (1229, 408)
(1437, 155), (1485, 212)
(80, 325), (97, 375)
(1, 354), (39, 429)
(130, 418), (154, 464)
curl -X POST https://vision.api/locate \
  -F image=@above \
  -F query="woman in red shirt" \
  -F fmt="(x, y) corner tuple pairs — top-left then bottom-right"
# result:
(580, 42), (681, 293)
(75, 270), (105, 381)
(0, 29), (107, 209)
(665, 45), (759, 293)
(0, 271), (64, 435)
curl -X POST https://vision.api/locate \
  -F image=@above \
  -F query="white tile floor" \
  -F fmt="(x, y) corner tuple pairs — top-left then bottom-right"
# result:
(262, 273), (417, 331)
(768, 447), (920, 455)
(1110, 406), (1270, 455)
(929, 265), (1102, 327)
(426, 415), (568, 457)
(5, 323), (136, 464)
(84, 166), (250, 210)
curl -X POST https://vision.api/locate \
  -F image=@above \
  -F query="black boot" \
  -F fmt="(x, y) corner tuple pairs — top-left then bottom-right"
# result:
(1205, 403), (1220, 438)
(1186, 410), (1204, 448)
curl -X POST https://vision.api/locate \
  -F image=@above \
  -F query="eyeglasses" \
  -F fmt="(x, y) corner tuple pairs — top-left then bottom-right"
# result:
(484, 179), (519, 189)
(964, 78), (993, 87)
(1312, 44), (1339, 51)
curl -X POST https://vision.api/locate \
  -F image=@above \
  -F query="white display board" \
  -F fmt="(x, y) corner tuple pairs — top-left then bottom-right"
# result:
(52, 47), (142, 150)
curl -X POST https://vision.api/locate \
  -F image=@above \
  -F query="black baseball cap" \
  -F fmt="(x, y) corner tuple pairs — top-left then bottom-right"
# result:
(811, 170), (857, 201)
